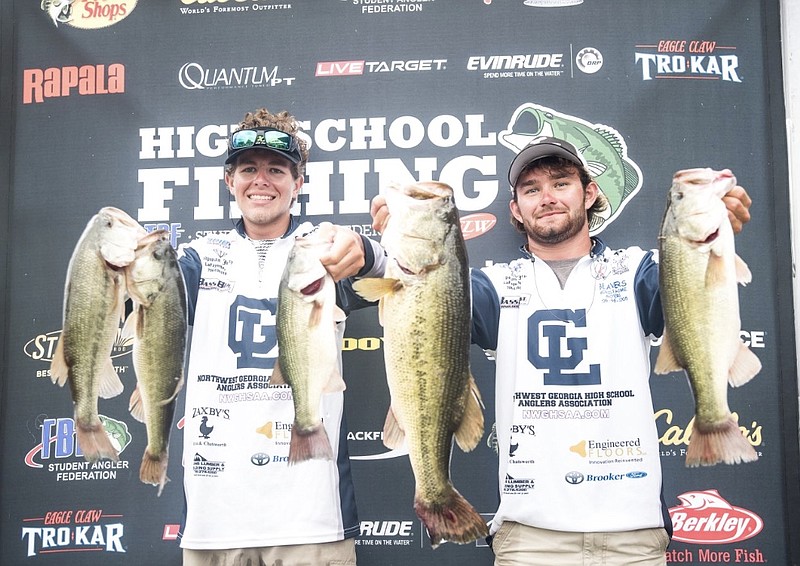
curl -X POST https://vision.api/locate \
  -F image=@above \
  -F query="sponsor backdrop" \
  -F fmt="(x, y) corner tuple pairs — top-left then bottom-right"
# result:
(1, 0), (798, 565)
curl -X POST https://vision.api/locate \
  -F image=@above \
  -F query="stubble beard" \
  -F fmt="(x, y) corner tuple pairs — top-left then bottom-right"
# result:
(526, 207), (587, 246)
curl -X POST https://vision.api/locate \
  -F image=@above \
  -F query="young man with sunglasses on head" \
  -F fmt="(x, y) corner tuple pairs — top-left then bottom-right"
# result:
(176, 108), (386, 566)
(371, 136), (753, 565)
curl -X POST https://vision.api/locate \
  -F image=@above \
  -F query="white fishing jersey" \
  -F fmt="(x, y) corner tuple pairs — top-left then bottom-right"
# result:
(473, 240), (670, 536)
(176, 221), (359, 550)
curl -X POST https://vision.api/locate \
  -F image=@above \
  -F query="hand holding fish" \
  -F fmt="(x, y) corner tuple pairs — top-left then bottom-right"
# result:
(723, 184), (752, 234)
(370, 194), (389, 234)
(319, 224), (365, 282)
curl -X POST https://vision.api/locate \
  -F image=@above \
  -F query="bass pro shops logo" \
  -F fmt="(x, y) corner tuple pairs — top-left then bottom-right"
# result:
(41, 0), (137, 29)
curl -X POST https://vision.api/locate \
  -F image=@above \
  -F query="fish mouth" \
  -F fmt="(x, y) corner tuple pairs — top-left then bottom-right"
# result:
(301, 277), (325, 296)
(396, 261), (416, 276)
(694, 229), (719, 245)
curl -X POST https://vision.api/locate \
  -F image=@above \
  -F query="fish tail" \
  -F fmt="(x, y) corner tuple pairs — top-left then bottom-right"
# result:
(75, 417), (119, 463)
(140, 448), (169, 496)
(686, 416), (758, 467)
(49, 338), (69, 387)
(414, 487), (489, 548)
(288, 424), (333, 465)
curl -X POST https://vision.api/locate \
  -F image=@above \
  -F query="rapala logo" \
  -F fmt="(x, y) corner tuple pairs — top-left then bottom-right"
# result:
(460, 213), (496, 240)
(669, 489), (764, 544)
(23, 63), (125, 104)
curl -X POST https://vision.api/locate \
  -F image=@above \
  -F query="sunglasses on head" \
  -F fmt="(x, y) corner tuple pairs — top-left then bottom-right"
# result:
(229, 127), (298, 151)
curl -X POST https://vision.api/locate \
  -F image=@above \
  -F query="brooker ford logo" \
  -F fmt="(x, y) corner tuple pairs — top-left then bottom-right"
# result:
(669, 489), (763, 544)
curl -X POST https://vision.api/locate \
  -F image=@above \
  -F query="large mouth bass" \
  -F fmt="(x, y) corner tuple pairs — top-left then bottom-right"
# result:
(272, 222), (347, 464)
(124, 229), (187, 495)
(51, 207), (146, 462)
(353, 182), (488, 547)
(654, 168), (760, 466)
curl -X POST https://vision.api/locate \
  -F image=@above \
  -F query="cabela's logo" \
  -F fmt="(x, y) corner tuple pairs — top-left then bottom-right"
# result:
(499, 103), (642, 234)
(669, 489), (763, 544)
(41, 0), (138, 29)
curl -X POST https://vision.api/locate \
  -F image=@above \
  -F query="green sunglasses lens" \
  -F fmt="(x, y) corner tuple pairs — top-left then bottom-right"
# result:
(262, 130), (291, 150)
(231, 130), (257, 149)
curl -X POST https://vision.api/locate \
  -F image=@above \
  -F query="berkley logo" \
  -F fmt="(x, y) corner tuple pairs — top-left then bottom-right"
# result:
(669, 489), (763, 544)
(41, 0), (138, 29)
(460, 213), (496, 240)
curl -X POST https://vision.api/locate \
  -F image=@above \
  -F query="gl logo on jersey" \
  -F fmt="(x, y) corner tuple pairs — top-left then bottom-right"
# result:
(529, 310), (601, 386)
(229, 296), (278, 369)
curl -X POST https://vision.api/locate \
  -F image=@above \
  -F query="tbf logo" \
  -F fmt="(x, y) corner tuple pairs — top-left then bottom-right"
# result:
(529, 310), (600, 386)
(229, 296), (277, 369)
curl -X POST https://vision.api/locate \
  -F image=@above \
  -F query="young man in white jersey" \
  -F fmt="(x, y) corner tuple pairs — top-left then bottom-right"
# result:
(371, 136), (751, 565)
(177, 108), (386, 566)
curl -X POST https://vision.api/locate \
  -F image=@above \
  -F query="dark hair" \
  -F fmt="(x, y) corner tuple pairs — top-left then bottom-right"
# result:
(224, 108), (309, 179)
(510, 155), (609, 233)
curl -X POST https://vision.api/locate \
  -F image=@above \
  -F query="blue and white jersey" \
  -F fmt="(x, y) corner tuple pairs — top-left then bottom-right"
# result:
(472, 238), (671, 536)
(176, 218), (383, 550)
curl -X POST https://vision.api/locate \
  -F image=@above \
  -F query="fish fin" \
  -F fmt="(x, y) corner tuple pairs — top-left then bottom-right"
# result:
(705, 252), (728, 287)
(120, 305), (139, 341)
(333, 305), (347, 323)
(585, 161), (608, 180)
(654, 332), (683, 374)
(49, 335), (69, 387)
(308, 300), (324, 327)
(140, 449), (170, 496)
(382, 406), (406, 450)
(128, 384), (146, 423)
(98, 358), (124, 399)
(270, 360), (286, 385)
(323, 367), (347, 393)
(377, 298), (385, 327)
(454, 375), (485, 453)
(686, 414), (758, 467)
(728, 341), (761, 387)
(75, 412), (119, 463)
(414, 486), (489, 548)
(288, 424), (333, 465)
(735, 254), (752, 286)
(351, 277), (401, 302)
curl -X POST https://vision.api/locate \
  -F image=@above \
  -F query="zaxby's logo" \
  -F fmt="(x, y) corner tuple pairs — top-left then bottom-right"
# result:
(669, 489), (763, 544)
(41, 0), (137, 29)
(22, 63), (125, 104)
